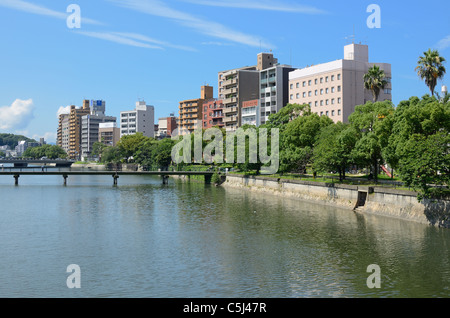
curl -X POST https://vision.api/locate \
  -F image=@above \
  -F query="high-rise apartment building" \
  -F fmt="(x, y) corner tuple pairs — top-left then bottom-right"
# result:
(202, 99), (224, 129)
(68, 100), (90, 159)
(259, 63), (295, 125)
(81, 115), (116, 160)
(57, 113), (70, 154)
(178, 85), (213, 134)
(288, 43), (392, 123)
(120, 101), (155, 138)
(218, 66), (259, 132)
(218, 52), (290, 131)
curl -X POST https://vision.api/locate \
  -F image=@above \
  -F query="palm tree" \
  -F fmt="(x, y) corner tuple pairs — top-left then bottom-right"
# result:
(364, 65), (388, 102)
(416, 49), (446, 96)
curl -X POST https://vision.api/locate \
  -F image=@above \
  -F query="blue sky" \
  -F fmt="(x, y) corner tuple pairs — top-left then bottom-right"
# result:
(0, 0), (449, 143)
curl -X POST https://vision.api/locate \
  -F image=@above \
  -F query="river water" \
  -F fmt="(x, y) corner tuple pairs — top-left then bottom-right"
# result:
(0, 173), (449, 298)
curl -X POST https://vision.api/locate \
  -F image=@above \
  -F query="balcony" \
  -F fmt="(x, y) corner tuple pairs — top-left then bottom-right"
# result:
(223, 78), (238, 87)
(223, 106), (238, 114)
(222, 87), (238, 95)
(223, 116), (238, 123)
(223, 97), (237, 105)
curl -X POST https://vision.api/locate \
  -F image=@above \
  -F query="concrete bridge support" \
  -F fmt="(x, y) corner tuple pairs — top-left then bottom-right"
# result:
(113, 174), (119, 186)
(14, 175), (19, 186)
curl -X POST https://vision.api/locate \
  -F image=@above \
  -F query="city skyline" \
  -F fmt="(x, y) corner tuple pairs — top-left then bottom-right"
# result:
(0, 0), (449, 143)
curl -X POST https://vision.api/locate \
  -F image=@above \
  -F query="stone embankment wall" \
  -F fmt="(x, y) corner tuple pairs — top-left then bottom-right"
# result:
(222, 175), (450, 228)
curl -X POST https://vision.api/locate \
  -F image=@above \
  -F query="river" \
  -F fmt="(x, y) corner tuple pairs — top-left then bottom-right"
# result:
(0, 173), (449, 298)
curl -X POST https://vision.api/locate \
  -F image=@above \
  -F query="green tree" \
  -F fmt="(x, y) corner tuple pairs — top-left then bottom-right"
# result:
(102, 146), (123, 164)
(349, 101), (395, 182)
(387, 96), (450, 198)
(364, 65), (388, 102)
(117, 133), (150, 162)
(280, 112), (333, 173)
(262, 103), (311, 130)
(134, 138), (158, 168)
(416, 49), (446, 96)
(153, 138), (176, 169)
(313, 123), (358, 181)
(92, 142), (107, 161)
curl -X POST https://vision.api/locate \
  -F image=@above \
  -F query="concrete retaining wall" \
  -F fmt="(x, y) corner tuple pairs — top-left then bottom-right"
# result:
(223, 175), (450, 228)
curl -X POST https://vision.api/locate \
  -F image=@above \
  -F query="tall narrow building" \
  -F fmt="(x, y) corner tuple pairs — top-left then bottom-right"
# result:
(68, 100), (90, 160)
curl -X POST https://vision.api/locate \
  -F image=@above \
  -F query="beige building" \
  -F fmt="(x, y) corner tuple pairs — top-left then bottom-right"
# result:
(98, 122), (120, 147)
(57, 113), (70, 154)
(288, 43), (392, 123)
(178, 85), (213, 134)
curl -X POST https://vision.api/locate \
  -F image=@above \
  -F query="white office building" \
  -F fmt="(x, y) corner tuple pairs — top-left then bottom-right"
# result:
(120, 101), (155, 138)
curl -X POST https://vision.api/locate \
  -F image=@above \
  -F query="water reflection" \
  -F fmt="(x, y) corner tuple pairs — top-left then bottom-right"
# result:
(0, 176), (448, 297)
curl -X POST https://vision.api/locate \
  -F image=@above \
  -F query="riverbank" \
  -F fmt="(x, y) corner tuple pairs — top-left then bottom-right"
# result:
(221, 174), (450, 228)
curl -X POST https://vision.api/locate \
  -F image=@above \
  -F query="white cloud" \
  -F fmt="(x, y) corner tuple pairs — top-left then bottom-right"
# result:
(76, 31), (165, 49)
(108, 0), (275, 48)
(112, 32), (197, 51)
(0, 0), (103, 25)
(0, 99), (34, 130)
(56, 105), (71, 119)
(436, 35), (450, 51)
(183, 0), (327, 14)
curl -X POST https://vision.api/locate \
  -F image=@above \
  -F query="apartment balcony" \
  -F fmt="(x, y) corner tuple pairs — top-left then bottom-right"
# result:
(223, 97), (237, 105)
(223, 116), (238, 123)
(223, 78), (238, 87)
(222, 87), (238, 95)
(223, 106), (238, 114)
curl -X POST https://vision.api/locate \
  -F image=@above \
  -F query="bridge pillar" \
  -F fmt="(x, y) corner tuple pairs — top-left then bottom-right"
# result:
(63, 175), (68, 186)
(113, 174), (119, 186)
(13, 175), (19, 186)
(162, 175), (169, 185)
(204, 175), (211, 184)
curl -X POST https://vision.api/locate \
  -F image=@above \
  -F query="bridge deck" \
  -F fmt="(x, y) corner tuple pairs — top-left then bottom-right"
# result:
(0, 171), (214, 176)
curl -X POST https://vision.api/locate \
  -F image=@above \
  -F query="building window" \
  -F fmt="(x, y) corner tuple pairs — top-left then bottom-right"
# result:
(331, 75), (335, 81)
(320, 78), (323, 83)
(332, 110), (335, 116)
(308, 91), (312, 97)
(320, 111), (323, 116)
(331, 87), (335, 93)
(320, 89), (324, 95)
(338, 98), (341, 104)
(331, 98), (335, 105)
(315, 90), (318, 96)
(303, 81), (306, 87)
(308, 80), (312, 86)
(326, 76), (329, 82)
(384, 89), (392, 94)
(290, 84), (293, 89)
(296, 93), (300, 99)
(315, 101), (318, 107)
(338, 86), (341, 92)
(290, 94), (293, 100)
(338, 109), (341, 115)
(320, 100), (323, 106)
(326, 111), (329, 116)
(315, 79), (318, 85)
(337, 74), (341, 80)
(326, 88), (329, 94)
(296, 82), (300, 88)
(303, 92), (306, 98)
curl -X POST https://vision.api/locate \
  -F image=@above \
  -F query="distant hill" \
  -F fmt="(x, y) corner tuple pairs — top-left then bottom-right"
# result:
(0, 133), (37, 149)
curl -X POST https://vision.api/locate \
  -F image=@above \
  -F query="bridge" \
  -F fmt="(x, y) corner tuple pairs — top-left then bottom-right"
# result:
(0, 170), (216, 186)
(0, 159), (75, 168)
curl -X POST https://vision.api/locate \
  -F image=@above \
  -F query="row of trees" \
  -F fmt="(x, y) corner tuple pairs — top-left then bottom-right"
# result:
(22, 144), (68, 159)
